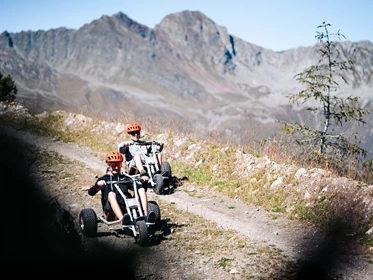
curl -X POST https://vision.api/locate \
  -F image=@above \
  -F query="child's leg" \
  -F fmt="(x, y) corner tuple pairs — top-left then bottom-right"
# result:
(107, 192), (123, 220)
(137, 187), (149, 215)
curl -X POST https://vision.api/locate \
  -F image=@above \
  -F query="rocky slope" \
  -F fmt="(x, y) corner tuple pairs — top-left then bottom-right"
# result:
(1, 11), (372, 157)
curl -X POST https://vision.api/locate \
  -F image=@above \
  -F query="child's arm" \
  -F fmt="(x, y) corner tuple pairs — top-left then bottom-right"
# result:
(88, 177), (106, 196)
(118, 142), (129, 154)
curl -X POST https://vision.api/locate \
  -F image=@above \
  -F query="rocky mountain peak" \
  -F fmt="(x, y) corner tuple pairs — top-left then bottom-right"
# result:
(0, 31), (13, 48)
(158, 10), (217, 28)
(155, 10), (231, 60)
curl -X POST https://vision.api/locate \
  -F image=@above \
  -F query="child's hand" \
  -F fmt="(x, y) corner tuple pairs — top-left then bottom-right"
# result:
(98, 180), (106, 189)
(118, 141), (130, 148)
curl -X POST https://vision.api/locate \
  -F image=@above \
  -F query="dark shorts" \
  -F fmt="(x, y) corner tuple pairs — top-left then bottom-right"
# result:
(103, 200), (127, 221)
(103, 190), (129, 217)
(104, 200), (126, 214)
(139, 182), (148, 191)
(126, 166), (149, 191)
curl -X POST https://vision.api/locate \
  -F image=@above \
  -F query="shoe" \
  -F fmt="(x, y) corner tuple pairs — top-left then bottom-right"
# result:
(122, 213), (131, 225)
(146, 211), (156, 223)
(105, 211), (115, 221)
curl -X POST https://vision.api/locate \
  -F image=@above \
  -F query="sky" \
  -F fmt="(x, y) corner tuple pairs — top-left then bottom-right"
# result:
(1, 0), (372, 52)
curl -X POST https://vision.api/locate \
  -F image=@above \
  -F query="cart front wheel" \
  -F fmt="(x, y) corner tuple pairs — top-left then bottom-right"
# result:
(79, 208), (97, 237)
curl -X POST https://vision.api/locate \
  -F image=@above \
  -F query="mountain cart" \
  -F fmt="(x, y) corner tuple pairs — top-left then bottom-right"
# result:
(79, 173), (161, 246)
(130, 141), (172, 195)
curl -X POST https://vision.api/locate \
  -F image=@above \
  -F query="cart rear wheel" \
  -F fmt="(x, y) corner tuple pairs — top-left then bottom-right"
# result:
(161, 161), (172, 180)
(79, 208), (97, 237)
(134, 220), (148, 246)
(153, 173), (164, 195)
(148, 201), (161, 225)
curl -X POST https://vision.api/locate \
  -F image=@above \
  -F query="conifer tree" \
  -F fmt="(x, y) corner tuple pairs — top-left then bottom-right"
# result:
(0, 71), (17, 102)
(282, 21), (370, 165)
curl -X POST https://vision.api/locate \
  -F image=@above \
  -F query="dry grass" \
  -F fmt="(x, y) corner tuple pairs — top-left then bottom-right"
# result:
(2, 101), (372, 186)
(242, 136), (373, 186)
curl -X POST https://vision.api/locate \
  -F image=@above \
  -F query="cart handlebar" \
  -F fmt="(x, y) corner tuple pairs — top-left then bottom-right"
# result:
(130, 141), (160, 146)
(105, 174), (143, 185)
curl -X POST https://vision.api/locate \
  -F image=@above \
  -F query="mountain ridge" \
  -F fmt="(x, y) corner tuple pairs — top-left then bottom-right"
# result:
(0, 10), (372, 157)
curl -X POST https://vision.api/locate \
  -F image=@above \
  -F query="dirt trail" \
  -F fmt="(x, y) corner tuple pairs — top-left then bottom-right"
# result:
(1, 125), (317, 259)
(2, 124), (373, 279)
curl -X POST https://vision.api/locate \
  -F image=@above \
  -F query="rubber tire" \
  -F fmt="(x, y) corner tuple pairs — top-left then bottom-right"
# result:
(134, 220), (148, 246)
(161, 161), (172, 180)
(153, 173), (164, 195)
(79, 208), (97, 237)
(148, 201), (161, 225)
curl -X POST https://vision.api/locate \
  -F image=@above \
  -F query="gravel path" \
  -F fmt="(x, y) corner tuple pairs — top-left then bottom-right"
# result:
(157, 187), (324, 260)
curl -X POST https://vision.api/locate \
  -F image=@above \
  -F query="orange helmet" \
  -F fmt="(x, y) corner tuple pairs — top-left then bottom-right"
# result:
(126, 123), (141, 133)
(105, 151), (123, 163)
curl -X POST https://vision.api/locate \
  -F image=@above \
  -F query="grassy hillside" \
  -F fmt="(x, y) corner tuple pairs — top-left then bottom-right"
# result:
(1, 101), (372, 249)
